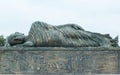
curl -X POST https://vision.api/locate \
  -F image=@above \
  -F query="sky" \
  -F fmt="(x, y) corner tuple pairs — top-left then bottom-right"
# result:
(0, 0), (120, 40)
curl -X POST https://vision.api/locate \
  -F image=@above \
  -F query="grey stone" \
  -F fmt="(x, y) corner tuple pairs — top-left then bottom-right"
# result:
(6, 32), (26, 46)
(6, 21), (119, 47)
(0, 47), (119, 74)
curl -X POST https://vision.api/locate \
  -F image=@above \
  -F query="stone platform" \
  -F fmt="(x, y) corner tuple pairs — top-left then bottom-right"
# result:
(0, 47), (120, 74)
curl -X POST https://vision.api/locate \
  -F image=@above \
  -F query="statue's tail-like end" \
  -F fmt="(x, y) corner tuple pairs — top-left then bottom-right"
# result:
(114, 36), (119, 46)
(110, 36), (119, 47)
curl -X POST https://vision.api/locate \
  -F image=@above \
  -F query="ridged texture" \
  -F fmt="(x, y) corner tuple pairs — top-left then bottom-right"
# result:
(28, 21), (115, 47)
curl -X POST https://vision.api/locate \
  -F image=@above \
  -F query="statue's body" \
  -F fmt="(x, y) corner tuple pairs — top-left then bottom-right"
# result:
(6, 21), (119, 47)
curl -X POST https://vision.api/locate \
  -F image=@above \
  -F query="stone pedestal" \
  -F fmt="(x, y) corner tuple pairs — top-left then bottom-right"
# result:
(0, 47), (119, 74)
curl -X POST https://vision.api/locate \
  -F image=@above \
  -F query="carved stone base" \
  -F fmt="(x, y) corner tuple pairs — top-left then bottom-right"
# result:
(0, 47), (119, 74)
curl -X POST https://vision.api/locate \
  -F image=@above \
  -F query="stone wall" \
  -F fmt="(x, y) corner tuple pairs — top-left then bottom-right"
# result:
(0, 47), (120, 74)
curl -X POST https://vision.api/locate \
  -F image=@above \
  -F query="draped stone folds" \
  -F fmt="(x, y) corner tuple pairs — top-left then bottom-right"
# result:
(28, 21), (118, 47)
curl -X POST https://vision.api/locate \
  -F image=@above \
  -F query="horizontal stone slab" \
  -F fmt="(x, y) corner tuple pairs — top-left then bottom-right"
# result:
(0, 47), (119, 74)
(0, 47), (120, 51)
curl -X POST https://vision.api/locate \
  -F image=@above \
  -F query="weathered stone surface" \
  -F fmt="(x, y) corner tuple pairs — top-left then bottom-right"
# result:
(6, 21), (119, 47)
(28, 21), (118, 47)
(0, 47), (119, 74)
(6, 32), (26, 46)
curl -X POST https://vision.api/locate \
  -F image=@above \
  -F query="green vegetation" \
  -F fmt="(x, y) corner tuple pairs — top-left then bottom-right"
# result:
(0, 35), (5, 46)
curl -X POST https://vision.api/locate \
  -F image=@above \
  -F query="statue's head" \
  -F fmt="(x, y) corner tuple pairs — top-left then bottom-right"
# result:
(7, 32), (26, 46)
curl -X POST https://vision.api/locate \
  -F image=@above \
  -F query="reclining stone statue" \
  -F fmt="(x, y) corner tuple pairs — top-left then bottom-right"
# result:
(5, 21), (119, 47)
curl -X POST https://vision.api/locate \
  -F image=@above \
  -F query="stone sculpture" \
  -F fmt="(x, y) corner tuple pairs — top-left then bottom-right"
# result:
(6, 21), (119, 47)
(5, 32), (33, 47)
